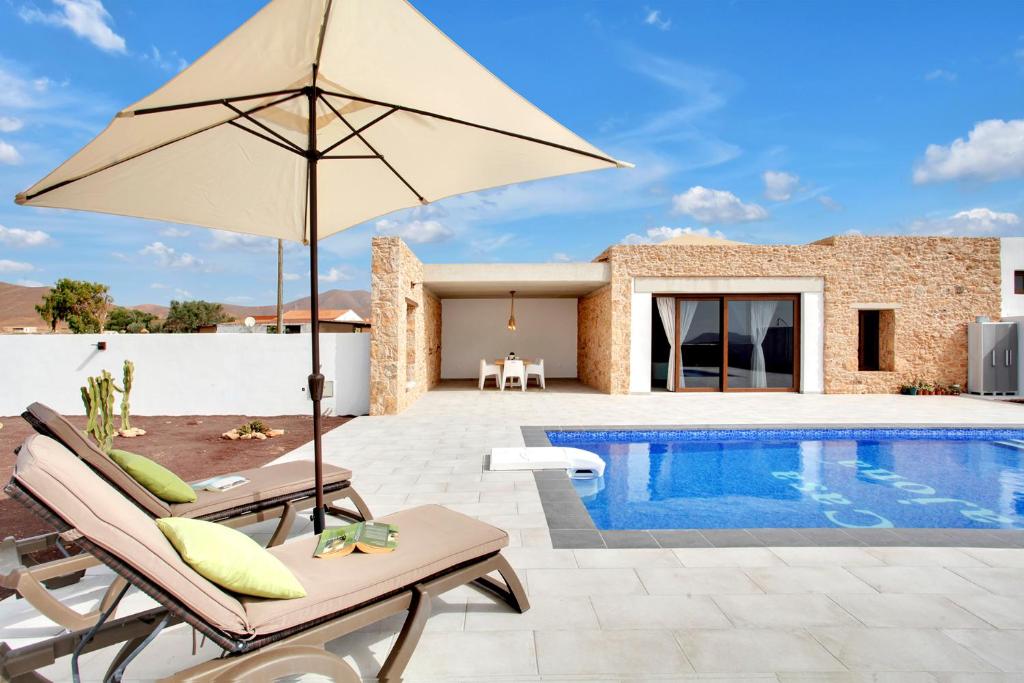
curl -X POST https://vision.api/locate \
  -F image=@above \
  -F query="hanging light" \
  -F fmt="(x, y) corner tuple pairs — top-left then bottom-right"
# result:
(507, 290), (517, 331)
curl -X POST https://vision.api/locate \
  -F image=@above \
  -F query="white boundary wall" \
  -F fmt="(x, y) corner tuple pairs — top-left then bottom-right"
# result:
(1001, 238), (1024, 318)
(440, 298), (577, 379)
(0, 333), (370, 416)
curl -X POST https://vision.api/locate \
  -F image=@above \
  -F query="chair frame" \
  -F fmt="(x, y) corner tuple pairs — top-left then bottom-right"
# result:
(0, 481), (529, 683)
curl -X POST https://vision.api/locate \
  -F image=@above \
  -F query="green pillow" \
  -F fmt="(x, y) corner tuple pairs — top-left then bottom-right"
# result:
(108, 449), (197, 503)
(156, 518), (306, 599)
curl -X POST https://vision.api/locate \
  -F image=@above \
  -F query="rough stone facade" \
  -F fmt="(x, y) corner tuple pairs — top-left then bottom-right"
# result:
(577, 285), (612, 392)
(369, 237), (440, 415)
(595, 236), (1002, 395)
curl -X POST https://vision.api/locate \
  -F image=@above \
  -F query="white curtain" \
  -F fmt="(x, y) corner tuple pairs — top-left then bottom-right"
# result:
(676, 301), (698, 389)
(655, 297), (676, 391)
(749, 301), (778, 389)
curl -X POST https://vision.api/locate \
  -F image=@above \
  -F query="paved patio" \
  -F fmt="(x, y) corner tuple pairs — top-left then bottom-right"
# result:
(9, 383), (1024, 681)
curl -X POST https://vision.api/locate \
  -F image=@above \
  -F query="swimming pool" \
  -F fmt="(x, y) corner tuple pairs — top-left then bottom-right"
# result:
(546, 429), (1024, 530)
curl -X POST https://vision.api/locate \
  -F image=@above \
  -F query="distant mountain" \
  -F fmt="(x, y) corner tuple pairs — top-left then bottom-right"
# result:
(0, 281), (371, 330)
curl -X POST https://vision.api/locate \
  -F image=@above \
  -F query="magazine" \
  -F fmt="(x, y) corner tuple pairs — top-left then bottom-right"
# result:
(190, 475), (249, 492)
(314, 521), (399, 559)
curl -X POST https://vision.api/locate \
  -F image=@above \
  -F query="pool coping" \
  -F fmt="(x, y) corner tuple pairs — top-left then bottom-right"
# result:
(522, 424), (1024, 549)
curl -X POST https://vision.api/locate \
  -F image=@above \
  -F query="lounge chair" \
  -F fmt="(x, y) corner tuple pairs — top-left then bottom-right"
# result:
(1, 435), (528, 682)
(2, 402), (372, 632)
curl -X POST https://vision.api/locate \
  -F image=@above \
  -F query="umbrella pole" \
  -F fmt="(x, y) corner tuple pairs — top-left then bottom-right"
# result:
(306, 82), (326, 535)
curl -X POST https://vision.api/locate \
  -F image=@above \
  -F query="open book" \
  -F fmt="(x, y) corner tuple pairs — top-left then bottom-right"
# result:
(190, 475), (249, 492)
(314, 522), (399, 559)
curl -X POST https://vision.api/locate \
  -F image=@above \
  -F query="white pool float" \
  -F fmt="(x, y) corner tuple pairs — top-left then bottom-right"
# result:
(488, 446), (605, 478)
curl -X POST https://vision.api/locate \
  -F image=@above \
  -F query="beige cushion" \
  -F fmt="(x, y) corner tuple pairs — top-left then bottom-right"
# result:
(172, 462), (353, 519)
(14, 435), (250, 635)
(25, 402), (170, 517)
(243, 504), (508, 635)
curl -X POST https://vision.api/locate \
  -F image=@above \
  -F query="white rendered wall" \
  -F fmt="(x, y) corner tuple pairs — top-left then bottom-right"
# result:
(0, 333), (370, 416)
(440, 298), (577, 378)
(801, 292), (825, 393)
(629, 290), (652, 392)
(1001, 238), (1024, 317)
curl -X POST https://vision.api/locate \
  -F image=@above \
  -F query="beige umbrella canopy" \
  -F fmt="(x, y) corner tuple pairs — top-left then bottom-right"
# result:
(17, 0), (629, 532)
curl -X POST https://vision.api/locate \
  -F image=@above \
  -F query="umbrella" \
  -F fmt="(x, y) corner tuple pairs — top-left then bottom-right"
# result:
(16, 0), (629, 534)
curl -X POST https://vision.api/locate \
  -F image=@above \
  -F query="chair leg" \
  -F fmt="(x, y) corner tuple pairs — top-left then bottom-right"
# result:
(266, 502), (298, 548)
(471, 554), (530, 614)
(377, 585), (431, 683)
(326, 486), (373, 522)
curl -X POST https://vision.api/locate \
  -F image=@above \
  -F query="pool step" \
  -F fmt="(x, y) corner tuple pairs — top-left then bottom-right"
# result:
(994, 439), (1024, 451)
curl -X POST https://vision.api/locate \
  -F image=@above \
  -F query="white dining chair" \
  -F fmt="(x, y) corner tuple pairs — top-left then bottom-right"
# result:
(479, 358), (501, 390)
(501, 359), (526, 392)
(526, 358), (545, 389)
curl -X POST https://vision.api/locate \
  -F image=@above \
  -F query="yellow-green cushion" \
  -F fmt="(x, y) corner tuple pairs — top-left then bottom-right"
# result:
(108, 449), (197, 503)
(156, 518), (306, 599)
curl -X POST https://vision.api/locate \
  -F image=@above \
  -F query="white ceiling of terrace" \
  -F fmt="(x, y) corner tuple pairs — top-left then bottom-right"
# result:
(423, 262), (610, 298)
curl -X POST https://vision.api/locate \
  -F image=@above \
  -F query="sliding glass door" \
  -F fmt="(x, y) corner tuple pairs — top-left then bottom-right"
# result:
(673, 295), (799, 392)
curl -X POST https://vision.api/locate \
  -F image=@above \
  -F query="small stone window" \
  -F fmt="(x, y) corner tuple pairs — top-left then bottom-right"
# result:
(858, 309), (895, 372)
(1015, 270), (1024, 295)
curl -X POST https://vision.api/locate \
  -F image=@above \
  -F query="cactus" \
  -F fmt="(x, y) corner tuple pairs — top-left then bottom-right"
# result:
(116, 360), (134, 431)
(80, 370), (117, 452)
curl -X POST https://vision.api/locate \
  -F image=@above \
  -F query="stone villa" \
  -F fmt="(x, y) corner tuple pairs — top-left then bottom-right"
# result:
(368, 234), (1024, 415)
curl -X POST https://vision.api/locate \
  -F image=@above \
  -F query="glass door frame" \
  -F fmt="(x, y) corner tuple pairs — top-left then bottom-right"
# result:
(671, 293), (801, 393)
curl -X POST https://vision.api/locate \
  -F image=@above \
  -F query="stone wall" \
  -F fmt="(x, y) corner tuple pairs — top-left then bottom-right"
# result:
(369, 237), (436, 415)
(577, 285), (612, 392)
(596, 236), (1002, 394)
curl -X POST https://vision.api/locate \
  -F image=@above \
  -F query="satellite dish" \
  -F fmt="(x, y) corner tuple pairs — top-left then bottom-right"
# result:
(243, 316), (256, 330)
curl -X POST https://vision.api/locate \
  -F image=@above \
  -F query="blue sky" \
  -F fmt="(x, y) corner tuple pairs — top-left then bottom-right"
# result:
(1, 0), (1022, 307)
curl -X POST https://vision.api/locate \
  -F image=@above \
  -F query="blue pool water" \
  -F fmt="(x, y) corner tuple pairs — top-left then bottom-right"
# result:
(547, 429), (1024, 530)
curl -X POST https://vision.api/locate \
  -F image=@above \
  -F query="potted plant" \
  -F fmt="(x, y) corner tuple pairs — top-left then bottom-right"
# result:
(904, 383), (918, 396)
(949, 384), (962, 396)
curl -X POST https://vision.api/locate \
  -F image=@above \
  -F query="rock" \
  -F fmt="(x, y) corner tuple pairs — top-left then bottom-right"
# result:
(222, 430), (240, 440)
(254, 432), (268, 440)
(240, 433), (253, 440)
(267, 429), (285, 437)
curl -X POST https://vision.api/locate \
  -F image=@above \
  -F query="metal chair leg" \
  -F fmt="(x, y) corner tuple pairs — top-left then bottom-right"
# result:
(377, 585), (431, 683)
(266, 502), (298, 547)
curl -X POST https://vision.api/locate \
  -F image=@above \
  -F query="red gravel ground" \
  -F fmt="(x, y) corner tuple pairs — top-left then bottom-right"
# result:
(0, 414), (351, 540)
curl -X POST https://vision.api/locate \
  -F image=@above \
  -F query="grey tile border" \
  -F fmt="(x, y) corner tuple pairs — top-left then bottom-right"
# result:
(524, 424), (1024, 550)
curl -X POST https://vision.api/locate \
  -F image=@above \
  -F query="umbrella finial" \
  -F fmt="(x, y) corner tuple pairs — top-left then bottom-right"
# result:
(14, 193), (27, 205)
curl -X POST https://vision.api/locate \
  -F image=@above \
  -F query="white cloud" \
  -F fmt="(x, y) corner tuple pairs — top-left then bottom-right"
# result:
(150, 282), (168, 289)
(140, 241), (203, 268)
(818, 195), (843, 212)
(319, 266), (353, 283)
(843, 229), (864, 236)
(470, 233), (516, 254)
(283, 272), (300, 281)
(914, 119), (1024, 184)
(909, 207), (1021, 235)
(142, 46), (187, 73)
(924, 69), (956, 82)
(0, 225), (51, 247)
(174, 288), (191, 298)
(374, 218), (454, 244)
(205, 230), (276, 252)
(762, 171), (800, 201)
(19, 0), (126, 54)
(550, 252), (572, 263)
(159, 226), (190, 238)
(16, 279), (45, 287)
(0, 140), (23, 165)
(0, 63), (55, 109)
(224, 295), (254, 303)
(643, 7), (671, 30)
(0, 259), (34, 272)
(0, 117), (23, 132)
(621, 226), (727, 245)
(671, 186), (768, 223)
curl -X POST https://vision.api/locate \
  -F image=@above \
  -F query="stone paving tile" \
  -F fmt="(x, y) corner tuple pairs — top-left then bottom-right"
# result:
(779, 674), (938, 683)
(700, 530), (766, 547)
(828, 594), (991, 629)
(771, 547), (883, 567)
(866, 548), (986, 567)
(601, 530), (661, 548)
(713, 594), (861, 628)
(574, 549), (681, 568)
(949, 567), (1024, 596)
(526, 568), (645, 597)
(744, 566), (876, 594)
(811, 627), (997, 672)
(536, 629), (693, 676)
(502, 548), (578, 569)
(637, 567), (764, 595)
(402, 631), (538, 678)
(549, 529), (604, 548)
(464, 596), (597, 632)
(591, 595), (731, 630)
(948, 594), (1024, 629)
(650, 530), (714, 548)
(675, 628), (845, 673)
(964, 548), (1024, 568)
(942, 630), (1024, 672)
(673, 548), (785, 567)
(847, 566), (988, 594)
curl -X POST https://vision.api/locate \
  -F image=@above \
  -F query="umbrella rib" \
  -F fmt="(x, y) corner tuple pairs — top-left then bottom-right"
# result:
(320, 89), (620, 167)
(318, 107), (398, 157)
(125, 88), (304, 117)
(223, 102), (305, 154)
(319, 94), (426, 204)
(227, 120), (306, 157)
(19, 91), (304, 203)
